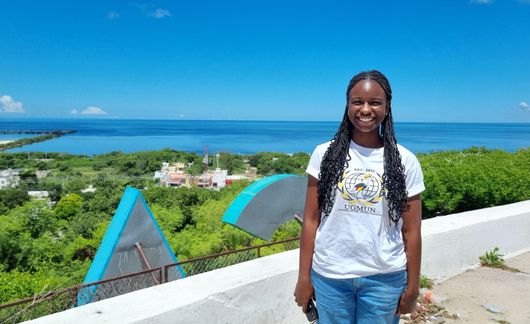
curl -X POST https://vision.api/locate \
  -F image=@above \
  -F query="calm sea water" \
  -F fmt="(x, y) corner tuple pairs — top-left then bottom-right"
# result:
(1, 118), (529, 155)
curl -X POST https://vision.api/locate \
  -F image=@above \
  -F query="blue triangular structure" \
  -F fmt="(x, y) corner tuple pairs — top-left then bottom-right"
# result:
(77, 186), (185, 305)
(223, 174), (307, 240)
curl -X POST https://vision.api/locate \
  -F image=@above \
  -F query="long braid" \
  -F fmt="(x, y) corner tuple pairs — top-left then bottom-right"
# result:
(317, 110), (353, 218)
(317, 70), (408, 226)
(381, 110), (408, 226)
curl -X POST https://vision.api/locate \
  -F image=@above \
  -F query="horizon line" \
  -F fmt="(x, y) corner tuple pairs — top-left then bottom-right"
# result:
(1, 116), (530, 125)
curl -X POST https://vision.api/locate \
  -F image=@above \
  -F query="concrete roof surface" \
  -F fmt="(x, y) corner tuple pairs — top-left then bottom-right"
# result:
(410, 251), (530, 323)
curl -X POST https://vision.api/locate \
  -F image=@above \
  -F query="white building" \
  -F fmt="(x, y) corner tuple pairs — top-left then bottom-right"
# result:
(155, 162), (190, 187)
(211, 168), (228, 189)
(81, 185), (97, 193)
(27, 191), (50, 199)
(0, 169), (20, 189)
(35, 170), (50, 179)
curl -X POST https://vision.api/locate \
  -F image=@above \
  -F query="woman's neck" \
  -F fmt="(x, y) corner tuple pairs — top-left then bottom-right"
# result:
(352, 131), (383, 148)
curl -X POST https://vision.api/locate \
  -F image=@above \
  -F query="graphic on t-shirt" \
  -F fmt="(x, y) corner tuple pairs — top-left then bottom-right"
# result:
(337, 169), (383, 207)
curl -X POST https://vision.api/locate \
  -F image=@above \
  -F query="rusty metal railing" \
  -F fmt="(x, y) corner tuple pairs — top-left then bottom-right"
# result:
(0, 237), (300, 324)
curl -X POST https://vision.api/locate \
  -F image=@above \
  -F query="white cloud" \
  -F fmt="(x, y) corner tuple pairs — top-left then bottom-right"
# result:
(132, 3), (172, 19)
(0, 95), (25, 113)
(70, 106), (107, 115)
(79, 106), (108, 115)
(471, 0), (494, 4)
(148, 8), (172, 18)
(108, 11), (120, 20)
(518, 101), (529, 111)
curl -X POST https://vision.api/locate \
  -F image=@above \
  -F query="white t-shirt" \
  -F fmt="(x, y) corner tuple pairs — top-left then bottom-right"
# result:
(306, 140), (425, 279)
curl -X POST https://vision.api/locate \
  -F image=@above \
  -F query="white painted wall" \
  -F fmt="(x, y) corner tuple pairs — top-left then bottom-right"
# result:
(421, 200), (530, 280)
(28, 249), (305, 324)
(27, 200), (530, 324)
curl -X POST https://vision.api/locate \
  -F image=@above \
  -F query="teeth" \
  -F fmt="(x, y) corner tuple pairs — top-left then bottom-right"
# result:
(359, 117), (373, 122)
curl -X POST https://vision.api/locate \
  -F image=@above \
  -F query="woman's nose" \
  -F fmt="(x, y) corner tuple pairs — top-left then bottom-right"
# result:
(360, 102), (371, 113)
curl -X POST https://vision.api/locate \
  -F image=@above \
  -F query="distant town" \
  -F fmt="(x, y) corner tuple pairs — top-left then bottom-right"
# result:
(155, 153), (258, 189)
(0, 147), (307, 202)
(0, 154), (259, 196)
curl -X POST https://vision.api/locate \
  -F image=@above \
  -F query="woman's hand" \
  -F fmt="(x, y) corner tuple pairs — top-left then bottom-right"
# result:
(295, 176), (319, 314)
(398, 194), (422, 316)
(396, 287), (419, 315)
(294, 278), (314, 313)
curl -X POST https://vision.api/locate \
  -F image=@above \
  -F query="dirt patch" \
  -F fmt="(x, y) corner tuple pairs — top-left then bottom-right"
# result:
(406, 252), (530, 323)
(401, 296), (459, 323)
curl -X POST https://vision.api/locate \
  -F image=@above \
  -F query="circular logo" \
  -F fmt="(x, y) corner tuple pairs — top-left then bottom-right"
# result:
(337, 170), (383, 206)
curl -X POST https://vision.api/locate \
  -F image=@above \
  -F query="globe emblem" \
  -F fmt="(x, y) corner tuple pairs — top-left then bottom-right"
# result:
(342, 172), (382, 203)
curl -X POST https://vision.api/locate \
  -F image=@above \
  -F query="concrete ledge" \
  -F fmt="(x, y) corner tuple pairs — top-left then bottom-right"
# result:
(28, 200), (530, 324)
(28, 249), (304, 324)
(421, 200), (530, 280)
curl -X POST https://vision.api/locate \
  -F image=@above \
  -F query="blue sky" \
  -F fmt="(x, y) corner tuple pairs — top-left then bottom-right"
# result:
(1, 0), (530, 122)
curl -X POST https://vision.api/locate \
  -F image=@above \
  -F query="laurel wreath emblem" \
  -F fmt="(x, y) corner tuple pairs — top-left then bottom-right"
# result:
(337, 170), (384, 206)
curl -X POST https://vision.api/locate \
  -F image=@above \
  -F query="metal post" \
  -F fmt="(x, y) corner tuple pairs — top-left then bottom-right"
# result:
(161, 266), (168, 284)
(134, 242), (153, 270)
(134, 242), (160, 284)
(73, 286), (80, 307)
(294, 213), (303, 225)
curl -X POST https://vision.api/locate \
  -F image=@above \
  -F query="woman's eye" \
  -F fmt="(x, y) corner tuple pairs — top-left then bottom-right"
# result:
(371, 101), (382, 106)
(351, 100), (362, 105)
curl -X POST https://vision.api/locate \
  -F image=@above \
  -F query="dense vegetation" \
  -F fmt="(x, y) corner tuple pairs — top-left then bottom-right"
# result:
(419, 147), (530, 217)
(0, 147), (529, 304)
(0, 149), (307, 303)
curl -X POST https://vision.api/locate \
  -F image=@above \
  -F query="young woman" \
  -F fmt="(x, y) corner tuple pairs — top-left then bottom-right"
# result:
(294, 70), (424, 324)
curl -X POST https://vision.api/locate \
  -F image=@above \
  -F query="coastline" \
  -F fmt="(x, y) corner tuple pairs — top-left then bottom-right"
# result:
(1, 120), (529, 155)
(1, 117), (530, 124)
(0, 131), (76, 151)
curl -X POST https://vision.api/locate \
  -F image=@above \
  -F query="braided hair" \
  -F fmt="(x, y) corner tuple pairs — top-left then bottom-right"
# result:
(317, 70), (408, 226)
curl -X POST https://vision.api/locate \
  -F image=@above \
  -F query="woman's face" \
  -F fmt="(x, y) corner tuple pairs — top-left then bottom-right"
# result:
(347, 79), (389, 134)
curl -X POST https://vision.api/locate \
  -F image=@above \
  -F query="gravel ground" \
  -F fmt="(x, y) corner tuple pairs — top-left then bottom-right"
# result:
(401, 251), (530, 324)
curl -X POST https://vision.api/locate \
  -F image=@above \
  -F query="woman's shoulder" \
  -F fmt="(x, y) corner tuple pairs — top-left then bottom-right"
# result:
(313, 140), (332, 154)
(396, 143), (414, 156)
(397, 144), (421, 165)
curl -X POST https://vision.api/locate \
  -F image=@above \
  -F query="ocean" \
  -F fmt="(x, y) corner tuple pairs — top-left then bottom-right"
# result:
(1, 118), (529, 155)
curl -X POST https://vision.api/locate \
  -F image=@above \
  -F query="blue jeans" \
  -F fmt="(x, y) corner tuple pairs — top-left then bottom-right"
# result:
(311, 269), (407, 324)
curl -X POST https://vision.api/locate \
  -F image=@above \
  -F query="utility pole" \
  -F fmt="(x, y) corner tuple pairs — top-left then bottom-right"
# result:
(202, 145), (209, 168)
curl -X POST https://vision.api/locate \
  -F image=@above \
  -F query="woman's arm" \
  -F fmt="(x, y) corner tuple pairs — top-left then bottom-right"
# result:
(294, 175), (321, 313)
(397, 194), (422, 315)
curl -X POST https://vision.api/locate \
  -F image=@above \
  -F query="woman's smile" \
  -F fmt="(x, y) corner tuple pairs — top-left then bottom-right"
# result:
(357, 116), (375, 123)
(347, 79), (389, 147)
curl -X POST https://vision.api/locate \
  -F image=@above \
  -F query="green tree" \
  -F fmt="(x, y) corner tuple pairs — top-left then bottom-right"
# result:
(18, 200), (56, 238)
(54, 193), (83, 220)
(218, 153), (245, 174)
(186, 162), (203, 175)
(150, 204), (187, 233)
(0, 188), (29, 214)
(63, 178), (87, 194)
(58, 163), (71, 172)
(0, 212), (25, 271)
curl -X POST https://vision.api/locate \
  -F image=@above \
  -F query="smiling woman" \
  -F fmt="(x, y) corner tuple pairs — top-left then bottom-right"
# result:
(347, 79), (389, 147)
(295, 70), (425, 323)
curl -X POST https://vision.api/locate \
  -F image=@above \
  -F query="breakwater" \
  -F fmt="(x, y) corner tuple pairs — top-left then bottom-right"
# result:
(0, 130), (76, 151)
